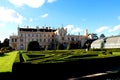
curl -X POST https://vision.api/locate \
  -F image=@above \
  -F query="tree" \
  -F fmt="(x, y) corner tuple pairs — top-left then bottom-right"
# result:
(27, 41), (40, 51)
(3, 38), (9, 47)
(100, 34), (105, 38)
(85, 43), (90, 51)
(0, 41), (3, 49)
(84, 39), (92, 51)
(57, 43), (65, 50)
(67, 41), (80, 50)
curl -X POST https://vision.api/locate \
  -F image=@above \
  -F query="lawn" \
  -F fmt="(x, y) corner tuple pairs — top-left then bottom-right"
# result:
(0, 51), (18, 72)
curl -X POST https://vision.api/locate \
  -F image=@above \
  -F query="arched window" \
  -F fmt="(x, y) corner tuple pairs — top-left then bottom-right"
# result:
(15, 39), (17, 42)
(20, 44), (24, 50)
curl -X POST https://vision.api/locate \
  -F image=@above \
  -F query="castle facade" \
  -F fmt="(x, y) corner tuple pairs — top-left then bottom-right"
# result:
(9, 26), (94, 50)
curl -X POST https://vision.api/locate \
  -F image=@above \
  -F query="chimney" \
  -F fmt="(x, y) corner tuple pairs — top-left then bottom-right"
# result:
(46, 27), (48, 29)
(36, 26), (39, 29)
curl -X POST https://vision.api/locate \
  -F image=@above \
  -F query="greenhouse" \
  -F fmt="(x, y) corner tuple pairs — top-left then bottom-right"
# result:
(91, 36), (120, 48)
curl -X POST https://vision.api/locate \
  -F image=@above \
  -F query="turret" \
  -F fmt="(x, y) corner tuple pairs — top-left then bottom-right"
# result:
(84, 29), (88, 36)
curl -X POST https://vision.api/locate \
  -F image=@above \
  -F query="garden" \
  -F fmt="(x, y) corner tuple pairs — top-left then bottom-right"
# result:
(12, 48), (120, 80)
(15, 49), (120, 64)
(1, 48), (120, 80)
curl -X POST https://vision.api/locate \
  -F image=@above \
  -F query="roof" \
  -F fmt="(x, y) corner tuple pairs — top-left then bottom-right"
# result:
(91, 35), (120, 48)
(19, 28), (57, 32)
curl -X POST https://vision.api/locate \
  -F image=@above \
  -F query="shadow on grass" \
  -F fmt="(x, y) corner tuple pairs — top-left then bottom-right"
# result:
(0, 72), (12, 80)
(12, 56), (120, 80)
(0, 53), (9, 57)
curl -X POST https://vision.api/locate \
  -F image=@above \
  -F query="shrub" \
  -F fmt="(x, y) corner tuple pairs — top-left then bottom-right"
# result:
(57, 43), (65, 50)
(0, 51), (4, 56)
(27, 41), (40, 51)
(6, 46), (13, 51)
(1, 47), (5, 53)
(67, 42), (79, 50)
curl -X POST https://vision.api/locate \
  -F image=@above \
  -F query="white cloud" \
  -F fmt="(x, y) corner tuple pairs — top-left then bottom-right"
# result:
(109, 25), (120, 32)
(96, 26), (109, 33)
(71, 27), (83, 34)
(65, 25), (83, 35)
(64, 25), (74, 31)
(0, 29), (16, 42)
(9, 0), (45, 8)
(0, 7), (23, 24)
(47, 0), (56, 3)
(0, 22), (6, 28)
(41, 13), (48, 18)
(29, 18), (33, 22)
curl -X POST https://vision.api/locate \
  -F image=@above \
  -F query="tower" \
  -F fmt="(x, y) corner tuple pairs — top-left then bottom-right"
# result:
(84, 29), (88, 36)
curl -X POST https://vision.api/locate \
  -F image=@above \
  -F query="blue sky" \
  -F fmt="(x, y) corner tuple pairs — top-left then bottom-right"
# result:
(0, 0), (120, 42)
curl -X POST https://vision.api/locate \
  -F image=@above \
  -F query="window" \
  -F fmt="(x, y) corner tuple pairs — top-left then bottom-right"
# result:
(20, 38), (23, 42)
(20, 44), (23, 46)
(12, 38), (14, 42)
(15, 39), (17, 42)
(20, 44), (24, 50)
(48, 39), (50, 42)
(28, 34), (30, 37)
(71, 37), (74, 41)
(20, 34), (23, 37)
(36, 34), (38, 37)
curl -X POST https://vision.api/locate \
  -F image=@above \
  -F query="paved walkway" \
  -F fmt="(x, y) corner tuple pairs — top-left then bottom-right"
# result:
(0, 51), (18, 72)
(68, 67), (120, 80)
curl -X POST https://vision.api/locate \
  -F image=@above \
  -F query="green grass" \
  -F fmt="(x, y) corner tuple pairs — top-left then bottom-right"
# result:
(0, 51), (18, 72)
(22, 53), (30, 62)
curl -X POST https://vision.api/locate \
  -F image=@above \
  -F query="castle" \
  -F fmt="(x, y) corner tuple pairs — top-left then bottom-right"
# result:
(9, 26), (97, 50)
